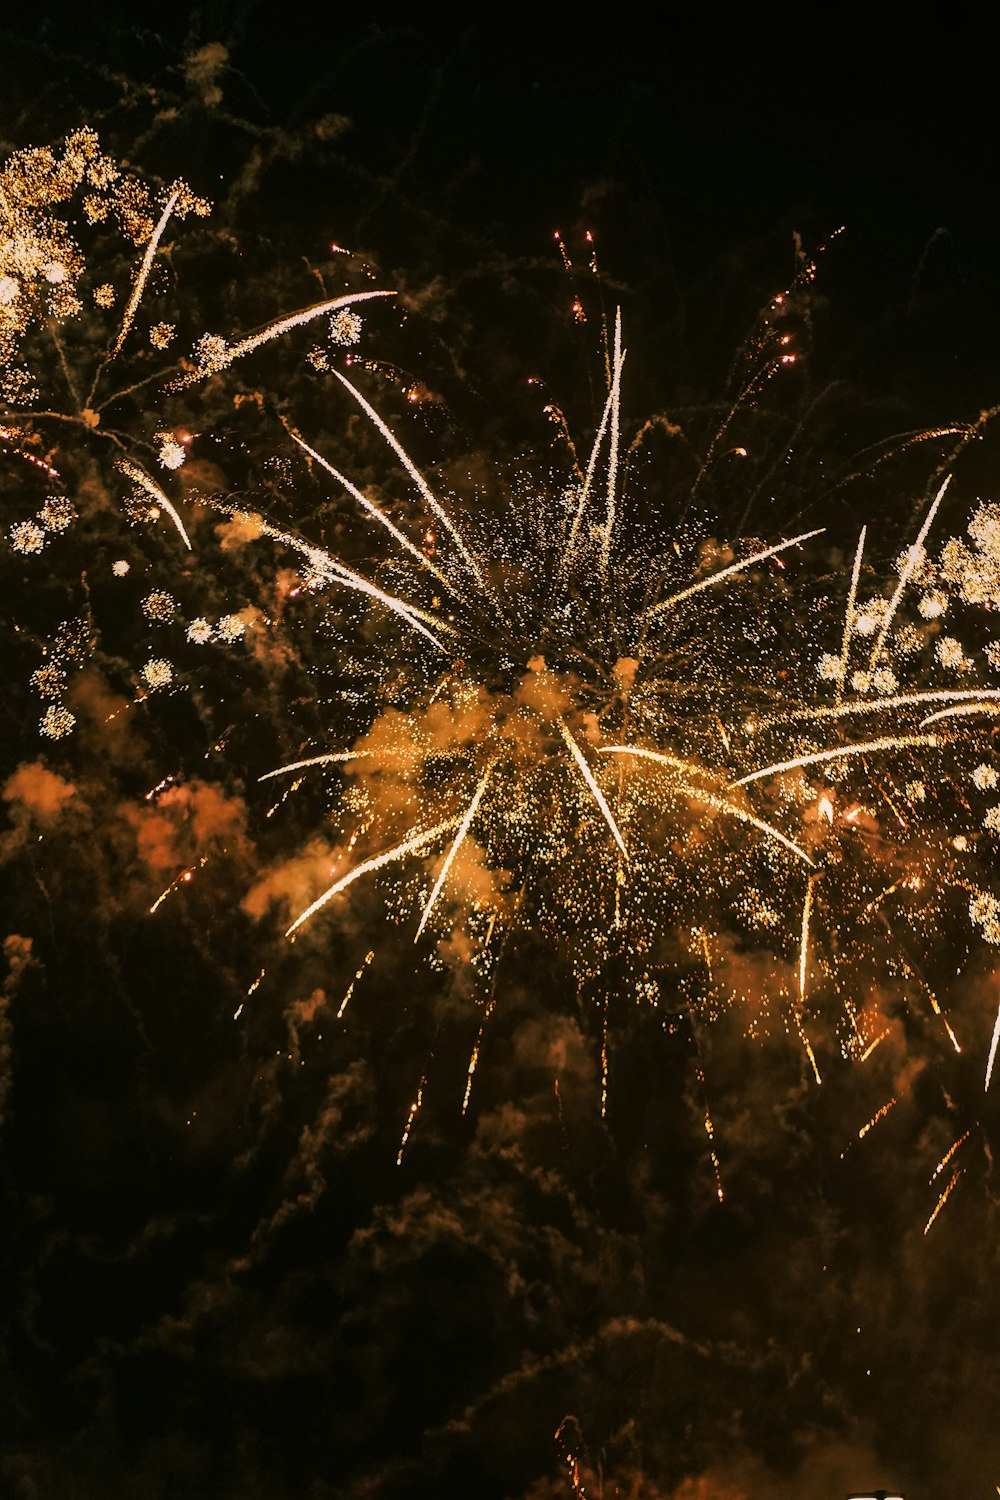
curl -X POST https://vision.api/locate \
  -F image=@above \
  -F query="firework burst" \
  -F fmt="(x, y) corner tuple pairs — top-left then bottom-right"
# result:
(231, 280), (1000, 1133)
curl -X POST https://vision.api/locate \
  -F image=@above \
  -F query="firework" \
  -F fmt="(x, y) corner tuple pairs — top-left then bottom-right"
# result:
(220, 263), (1000, 1142)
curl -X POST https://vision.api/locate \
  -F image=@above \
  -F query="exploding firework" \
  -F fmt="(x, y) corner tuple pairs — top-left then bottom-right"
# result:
(218, 269), (1000, 1137)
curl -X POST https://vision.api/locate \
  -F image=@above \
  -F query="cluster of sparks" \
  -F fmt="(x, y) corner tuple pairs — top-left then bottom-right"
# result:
(4, 131), (1000, 1197)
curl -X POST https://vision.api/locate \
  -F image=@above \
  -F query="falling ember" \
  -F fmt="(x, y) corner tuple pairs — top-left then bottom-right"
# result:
(396, 1075), (426, 1166)
(985, 1002), (1000, 1092)
(858, 1097), (896, 1139)
(924, 1169), (963, 1235)
(337, 950), (375, 1019)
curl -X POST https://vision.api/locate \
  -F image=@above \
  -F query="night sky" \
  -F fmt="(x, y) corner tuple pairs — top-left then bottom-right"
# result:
(3, 7), (1000, 1498)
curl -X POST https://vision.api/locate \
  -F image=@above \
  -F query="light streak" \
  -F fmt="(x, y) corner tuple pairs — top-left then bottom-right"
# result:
(338, 950), (375, 1019)
(116, 458), (192, 550)
(174, 290), (395, 387)
(985, 1001), (1000, 1092)
(396, 1074), (425, 1166)
(923, 1168), (963, 1235)
(729, 734), (938, 789)
(415, 763), (495, 939)
(836, 524), (866, 701)
(600, 747), (815, 866)
(258, 752), (369, 783)
(110, 189), (180, 358)
(558, 720), (628, 861)
(286, 819), (460, 937)
(868, 476), (950, 672)
(643, 530), (824, 620)
(331, 368), (494, 604)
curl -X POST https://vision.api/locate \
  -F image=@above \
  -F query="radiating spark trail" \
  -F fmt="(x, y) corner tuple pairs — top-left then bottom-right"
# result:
(286, 818), (460, 937)
(396, 1074), (425, 1166)
(729, 734), (938, 789)
(600, 746), (815, 866)
(643, 529), (824, 621)
(985, 1001), (1000, 1092)
(796, 876), (822, 1084)
(784, 687), (1000, 725)
(116, 458), (192, 549)
(558, 720), (628, 861)
(924, 1168), (963, 1235)
(258, 751), (369, 783)
(564, 336), (628, 562)
(836, 524), (866, 701)
(175, 290), (395, 387)
(149, 855), (208, 913)
(868, 475), (950, 672)
(858, 1097), (896, 1139)
(233, 501), (448, 647)
(599, 308), (624, 578)
(416, 763), (495, 939)
(338, 950), (375, 1019)
(331, 368), (494, 604)
(921, 702), (1000, 727)
(110, 188), (179, 358)
(287, 428), (455, 590)
(931, 1129), (971, 1182)
(463, 991), (499, 1115)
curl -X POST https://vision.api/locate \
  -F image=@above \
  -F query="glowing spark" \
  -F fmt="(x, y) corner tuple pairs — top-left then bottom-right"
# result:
(923, 1168), (963, 1235)
(600, 747), (815, 866)
(175, 290), (394, 387)
(921, 701), (1000, 727)
(116, 458), (192, 550)
(931, 1129), (971, 1182)
(110, 189), (179, 358)
(288, 428), (454, 588)
(564, 335), (628, 562)
(644, 530), (824, 620)
(258, 751), (369, 783)
(985, 1001), (1000, 1092)
(788, 688), (1000, 725)
(868, 476), (950, 672)
(286, 818), (460, 937)
(558, 720), (628, 861)
(331, 368), (494, 604)
(338, 950), (375, 1019)
(858, 1097), (896, 1138)
(396, 1075), (425, 1166)
(836, 524), (866, 700)
(599, 307), (624, 578)
(797, 876), (822, 1084)
(729, 734), (938, 789)
(416, 763), (495, 939)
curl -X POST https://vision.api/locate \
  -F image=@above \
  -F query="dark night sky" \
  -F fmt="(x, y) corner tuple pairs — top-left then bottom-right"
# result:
(2, 6), (1000, 1499)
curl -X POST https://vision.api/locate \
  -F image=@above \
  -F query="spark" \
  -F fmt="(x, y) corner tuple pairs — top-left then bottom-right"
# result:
(858, 1097), (896, 1139)
(175, 290), (395, 388)
(923, 1168), (963, 1235)
(286, 818), (460, 938)
(116, 458), (192, 550)
(416, 762), (495, 939)
(643, 529), (824, 620)
(258, 751), (370, 783)
(338, 950), (375, 1019)
(868, 476), (950, 672)
(600, 747), (815, 866)
(931, 1129), (971, 1182)
(836, 525), (866, 700)
(110, 189), (179, 358)
(985, 1001), (1000, 1092)
(729, 735), (939, 789)
(396, 1074), (426, 1166)
(558, 719), (628, 862)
